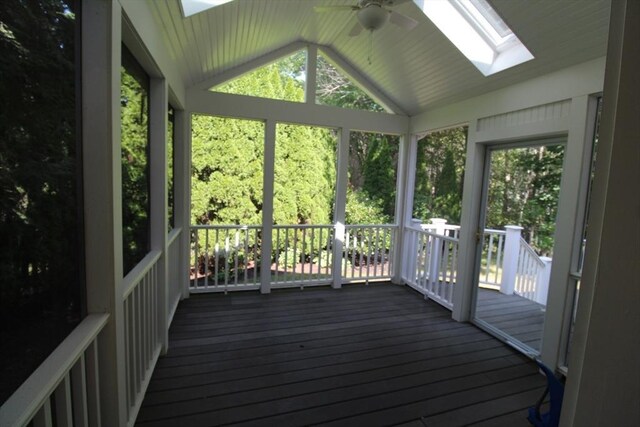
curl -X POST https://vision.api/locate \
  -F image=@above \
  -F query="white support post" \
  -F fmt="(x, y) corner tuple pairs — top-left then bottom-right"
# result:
(260, 120), (276, 294)
(500, 225), (523, 295)
(305, 44), (317, 106)
(332, 128), (349, 289)
(536, 257), (552, 306)
(392, 133), (414, 284)
(81, 0), (127, 424)
(428, 218), (447, 286)
(149, 78), (169, 353)
(175, 110), (191, 300)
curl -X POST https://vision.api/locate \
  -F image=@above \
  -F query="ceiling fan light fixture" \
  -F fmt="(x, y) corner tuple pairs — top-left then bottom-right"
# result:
(357, 5), (390, 31)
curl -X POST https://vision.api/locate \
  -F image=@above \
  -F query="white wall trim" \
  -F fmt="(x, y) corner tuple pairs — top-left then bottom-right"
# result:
(410, 57), (606, 134)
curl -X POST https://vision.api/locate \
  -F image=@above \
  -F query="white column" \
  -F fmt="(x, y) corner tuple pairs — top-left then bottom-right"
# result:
(260, 120), (276, 294)
(332, 128), (349, 289)
(392, 133), (415, 284)
(81, 0), (127, 424)
(175, 110), (191, 300)
(535, 257), (552, 305)
(452, 122), (483, 322)
(428, 218), (447, 286)
(500, 225), (523, 295)
(149, 78), (169, 353)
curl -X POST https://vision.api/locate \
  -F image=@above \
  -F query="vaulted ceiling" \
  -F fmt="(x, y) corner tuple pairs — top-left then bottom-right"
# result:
(148, 0), (611, 116)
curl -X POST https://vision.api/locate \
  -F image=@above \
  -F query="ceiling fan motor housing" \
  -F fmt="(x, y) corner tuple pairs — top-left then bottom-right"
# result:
(357, 3), (390, 30)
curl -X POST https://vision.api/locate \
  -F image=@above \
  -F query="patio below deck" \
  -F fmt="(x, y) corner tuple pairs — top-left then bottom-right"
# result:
(136, 283), (545, 426)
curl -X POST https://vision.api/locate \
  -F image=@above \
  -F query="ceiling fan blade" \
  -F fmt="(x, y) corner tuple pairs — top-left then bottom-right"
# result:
(389, 10), (418, 30)
(314, 5), (358, 13)
(348, 21), (364, 37)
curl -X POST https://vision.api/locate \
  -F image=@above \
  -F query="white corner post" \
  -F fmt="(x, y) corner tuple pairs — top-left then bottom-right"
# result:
(500, 225), (523, 295)
(332, 127), (349, 289)
(260, 120), (276, 294)
(428, 218), (447, 287)
(392, 133), (415, 284)
(149, 78), (169, 353)
(81, 0), (127, 424)
(535, 257), (552, 305)
(175, 109), (191, 300)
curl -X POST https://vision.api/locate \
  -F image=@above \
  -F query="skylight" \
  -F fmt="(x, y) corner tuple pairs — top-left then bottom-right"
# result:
(413, 0), (534, 76)
(180, 0), (233, 18)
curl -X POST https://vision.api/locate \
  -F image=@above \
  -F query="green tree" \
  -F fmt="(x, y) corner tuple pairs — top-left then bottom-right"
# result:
(0, 0), (81, 403)
(413, 127), (467, 223)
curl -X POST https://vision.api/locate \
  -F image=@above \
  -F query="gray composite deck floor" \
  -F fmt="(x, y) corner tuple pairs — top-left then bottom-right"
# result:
(136, 283), (545, 426)
(475, 289), (546, 352)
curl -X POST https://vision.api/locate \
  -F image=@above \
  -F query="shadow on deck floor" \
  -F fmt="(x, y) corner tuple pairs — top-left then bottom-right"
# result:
(136, 283), (544, 426)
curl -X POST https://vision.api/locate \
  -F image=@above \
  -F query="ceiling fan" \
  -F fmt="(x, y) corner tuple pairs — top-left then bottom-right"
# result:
(315, 0), (418, 36)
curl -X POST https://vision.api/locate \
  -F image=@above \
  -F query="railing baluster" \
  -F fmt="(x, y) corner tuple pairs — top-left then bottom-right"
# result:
(193, 229), (199, 289)
(486, 233), (494, 282)
(32, 398), (52, 427)
(204, 228), (209, 289)
(86, 340), (101, 427)
(224, 229), (230, 289)
(244, 228), (249, 285)
(234, 229), (239, 287)
(301, 227), (306, 282)
(54, 374), (72, 427)
(214, 230), (219, 289)
(71, 354), (88, 427)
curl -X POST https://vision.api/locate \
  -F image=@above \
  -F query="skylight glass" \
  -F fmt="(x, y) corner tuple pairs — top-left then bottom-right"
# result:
(413, 0), (534, 76)
(180, 0), (233, 18)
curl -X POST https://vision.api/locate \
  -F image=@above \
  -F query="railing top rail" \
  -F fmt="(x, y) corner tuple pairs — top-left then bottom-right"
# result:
(168, 226), (182, 245)
(414, 228), (460, 243)
(421, 224), (460, 231)
(484, 229), (506, 235)
(345, 223), (397, 228)
(190, 224), (262, 230)
(273, 224), (335, 230)
(190, 223), (398, 230)
(519, 237), (546, 267)
(122, 249), (162, 299)
(0, 313), (109, 427)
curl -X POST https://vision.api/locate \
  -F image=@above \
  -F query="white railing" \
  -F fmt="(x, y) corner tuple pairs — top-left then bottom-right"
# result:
(188, 223), (397, 291)
(479, 229), (506, 289)
(0, 314), (109, 427)
(190, 225), (262, 292)
(122, 250), (163, 425)
(342, 224), (396, 283)
(403, 224), (459, 309)
(272, 224), (335, 288)
(167, 228), (183, 323)
(514, 237), (550, 303)
(406, 219), (553, 309)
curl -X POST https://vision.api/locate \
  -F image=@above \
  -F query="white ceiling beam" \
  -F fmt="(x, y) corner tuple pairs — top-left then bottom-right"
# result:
(187, 89), (409, 135)
(192, 40), (308, 91)
(318, 45), (408, 116)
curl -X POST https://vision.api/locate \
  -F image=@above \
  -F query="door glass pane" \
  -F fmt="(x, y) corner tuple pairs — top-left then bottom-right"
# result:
(474, 143), (565, 354)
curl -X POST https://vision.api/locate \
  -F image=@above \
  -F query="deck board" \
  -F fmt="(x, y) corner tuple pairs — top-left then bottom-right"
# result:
(475, 288), (546, 351)
(137, 283), (545, 426)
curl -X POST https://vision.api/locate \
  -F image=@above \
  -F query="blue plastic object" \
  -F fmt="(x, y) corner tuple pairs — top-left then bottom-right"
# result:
(527, 359), (565, 427)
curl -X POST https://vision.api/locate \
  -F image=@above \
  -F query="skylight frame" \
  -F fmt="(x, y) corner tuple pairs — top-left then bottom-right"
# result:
(180, 0), (233, 18)
(413, 0), (534, 76)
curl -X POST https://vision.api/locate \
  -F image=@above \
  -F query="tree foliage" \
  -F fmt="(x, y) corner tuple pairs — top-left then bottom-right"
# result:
(120, 53), (150, 273)
(0, 0), (81, 404)
(413, 127), (467, 224)
(486, 145), (565, 255)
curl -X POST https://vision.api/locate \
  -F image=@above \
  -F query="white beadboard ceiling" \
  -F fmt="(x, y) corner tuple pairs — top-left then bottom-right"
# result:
(148, 0), (611, 116)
